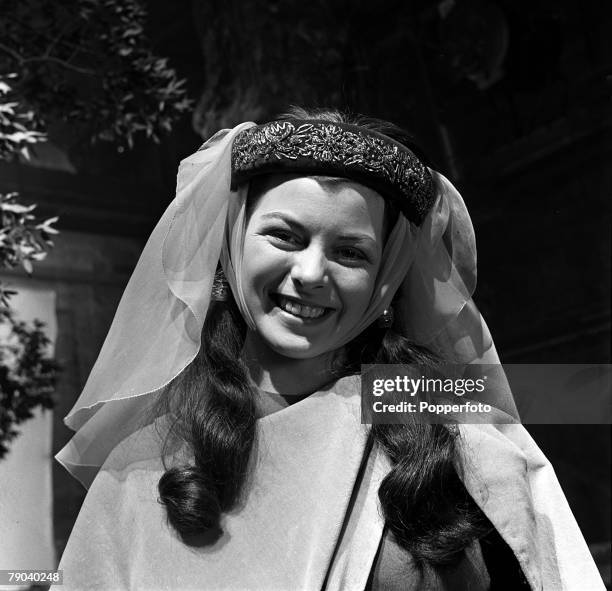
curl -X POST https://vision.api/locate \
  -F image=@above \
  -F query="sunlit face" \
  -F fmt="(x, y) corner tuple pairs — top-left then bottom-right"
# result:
(241, 175), (385, 360)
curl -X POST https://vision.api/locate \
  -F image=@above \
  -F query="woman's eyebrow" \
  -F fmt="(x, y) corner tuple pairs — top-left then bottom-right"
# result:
(336, 233), (377, 244)
(260, 212), (300, 224)
(260, 212), (377, 243)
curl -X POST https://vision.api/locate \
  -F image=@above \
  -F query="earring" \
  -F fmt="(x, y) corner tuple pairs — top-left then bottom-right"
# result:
(211, 268), (230, 301)
(377, 307), (394, 329)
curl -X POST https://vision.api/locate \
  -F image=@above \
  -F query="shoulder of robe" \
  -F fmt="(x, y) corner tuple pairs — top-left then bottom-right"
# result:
(455, 423), (538, 515)
(99, 415), (186, 481)
(457, 423), (547, 481)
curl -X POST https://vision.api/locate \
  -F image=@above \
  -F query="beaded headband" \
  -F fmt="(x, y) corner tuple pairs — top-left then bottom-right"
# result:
(230, 119), (435, 225)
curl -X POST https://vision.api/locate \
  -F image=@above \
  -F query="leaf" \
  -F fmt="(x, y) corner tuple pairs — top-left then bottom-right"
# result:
(36, 217), (59, 234)
(0, 104), (17, 114)
(1, 203), (36, 214)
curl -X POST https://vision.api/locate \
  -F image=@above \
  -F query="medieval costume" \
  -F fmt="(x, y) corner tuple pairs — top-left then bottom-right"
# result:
(55, 119), (604, 590)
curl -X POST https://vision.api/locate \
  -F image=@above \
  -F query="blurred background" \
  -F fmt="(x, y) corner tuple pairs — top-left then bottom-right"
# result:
(0, 0), (610, 586)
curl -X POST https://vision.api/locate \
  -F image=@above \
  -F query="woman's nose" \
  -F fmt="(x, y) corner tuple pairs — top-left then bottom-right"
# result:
(290, 246), (328, 289)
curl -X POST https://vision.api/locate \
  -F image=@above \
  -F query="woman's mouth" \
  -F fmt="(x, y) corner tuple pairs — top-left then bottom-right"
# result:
(273, 294), (331, 320)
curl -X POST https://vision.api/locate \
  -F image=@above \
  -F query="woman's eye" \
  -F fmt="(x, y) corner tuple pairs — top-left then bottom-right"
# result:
(268, 230), (300, 245)
(337, 247), (367, 262)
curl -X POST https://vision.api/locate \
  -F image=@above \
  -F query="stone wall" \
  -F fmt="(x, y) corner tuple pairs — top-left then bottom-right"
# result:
(1, 229), (144, 557)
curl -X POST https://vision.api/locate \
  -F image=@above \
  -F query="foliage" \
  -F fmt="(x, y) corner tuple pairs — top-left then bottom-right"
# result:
(0, 189), (58, 459)
(0, 309), (59, 460)
(0, 0), (192, 149)
(0, 191), (58, 306)
(0, 74), (46, 161)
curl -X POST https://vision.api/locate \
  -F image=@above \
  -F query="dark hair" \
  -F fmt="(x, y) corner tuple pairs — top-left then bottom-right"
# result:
(157, 108), (489, 566)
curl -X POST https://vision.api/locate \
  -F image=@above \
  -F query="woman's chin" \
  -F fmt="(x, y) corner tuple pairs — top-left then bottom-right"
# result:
(267, 337), (327, 360)
(250, 316), (335, 360)
(251, 327), (331, 360)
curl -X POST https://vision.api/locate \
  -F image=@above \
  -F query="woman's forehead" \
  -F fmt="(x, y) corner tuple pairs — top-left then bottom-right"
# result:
(248, 175), (387, 233)
(248, 172), (370, 197)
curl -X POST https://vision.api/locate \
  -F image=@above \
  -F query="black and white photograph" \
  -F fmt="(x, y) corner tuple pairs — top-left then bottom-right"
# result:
(0, 1), (610, 589)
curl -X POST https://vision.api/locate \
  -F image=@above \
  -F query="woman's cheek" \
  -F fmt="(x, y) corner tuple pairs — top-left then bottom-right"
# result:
(244, 241), (289, 294)
(254, 243), (289, 276)
(337, 267), (377, 304)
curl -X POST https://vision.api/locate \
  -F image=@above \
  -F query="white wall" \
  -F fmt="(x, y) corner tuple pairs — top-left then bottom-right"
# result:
(0, 284), (57, 588)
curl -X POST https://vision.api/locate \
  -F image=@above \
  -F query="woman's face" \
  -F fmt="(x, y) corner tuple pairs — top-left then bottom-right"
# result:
(241, 175), (385, 360)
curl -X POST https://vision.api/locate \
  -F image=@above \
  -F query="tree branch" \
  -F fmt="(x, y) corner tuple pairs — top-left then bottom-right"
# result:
(0, 43), (95, 76)
(0, 42), (23, 63)
(23, 56), (95, 76)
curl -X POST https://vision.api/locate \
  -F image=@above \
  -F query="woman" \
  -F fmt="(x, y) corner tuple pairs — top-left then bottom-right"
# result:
(54, 109), (604, 590)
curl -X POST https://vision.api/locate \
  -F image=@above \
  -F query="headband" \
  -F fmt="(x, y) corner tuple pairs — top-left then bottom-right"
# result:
(230, 119), (435, 225)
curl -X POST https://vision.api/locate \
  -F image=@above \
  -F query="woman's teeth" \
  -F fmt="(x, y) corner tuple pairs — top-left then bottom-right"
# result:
(277, 296), (327, 319)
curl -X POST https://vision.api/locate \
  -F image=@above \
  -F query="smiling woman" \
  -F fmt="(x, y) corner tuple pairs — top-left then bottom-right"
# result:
(52, 108), (605, 590)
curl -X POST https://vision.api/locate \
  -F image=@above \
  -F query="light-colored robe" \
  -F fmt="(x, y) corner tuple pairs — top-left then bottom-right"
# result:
(55, 376), (605, 590)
